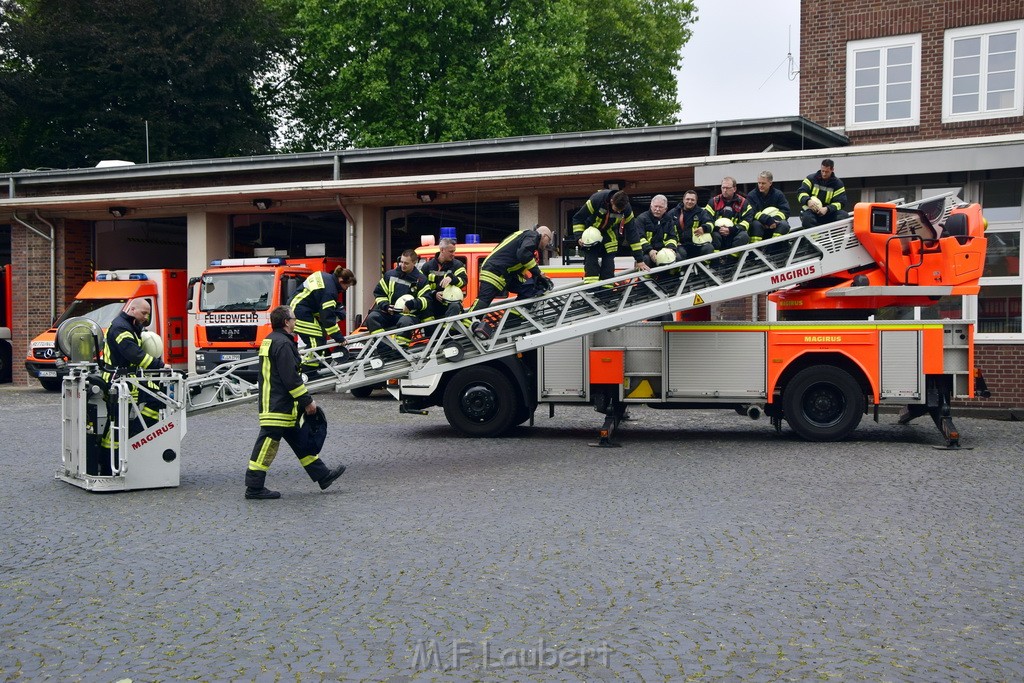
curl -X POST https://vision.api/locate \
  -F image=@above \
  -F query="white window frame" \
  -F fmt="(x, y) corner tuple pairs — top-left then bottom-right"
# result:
(846, 35), (921, 131)
(943, 20), (1024, 124)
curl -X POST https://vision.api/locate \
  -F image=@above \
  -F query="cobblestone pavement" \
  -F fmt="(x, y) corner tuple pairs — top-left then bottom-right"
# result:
(1, 384), (1022, 682)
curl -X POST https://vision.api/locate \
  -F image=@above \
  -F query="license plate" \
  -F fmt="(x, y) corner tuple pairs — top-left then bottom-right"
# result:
(221, 354), (241, 361)
(38, 369), (57, 378)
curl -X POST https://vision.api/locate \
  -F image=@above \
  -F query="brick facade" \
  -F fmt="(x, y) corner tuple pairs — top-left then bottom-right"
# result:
(9, 218), (92, 386)
(800, 0), (1024, 145)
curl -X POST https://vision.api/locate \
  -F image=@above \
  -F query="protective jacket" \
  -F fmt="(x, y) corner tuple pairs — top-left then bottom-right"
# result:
(102, 310), (164, 373)
(798, 172), (848, 213)
(290, 271), (345, 343)
(571, 189), (635, 254)
(480, 229), (544, 284)
(627, 209), (679, 260)
(420, 254), (468, 292)
(746, 187), (791, 221)
(702, 193), (753, 237)
(669, 204), (711, 247)
(372, 266), (428, 315)
(257, 328), (312, 428)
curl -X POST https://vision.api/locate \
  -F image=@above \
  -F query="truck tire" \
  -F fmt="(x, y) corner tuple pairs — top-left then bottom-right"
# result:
(39, 377), (62, 392)
(349, 385), (374, 398)
(443, 365), (517, 437)
(783, 365), (864, 441)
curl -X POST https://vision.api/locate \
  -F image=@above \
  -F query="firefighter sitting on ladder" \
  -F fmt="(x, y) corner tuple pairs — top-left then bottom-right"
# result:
(289, 266), (356, 370)
(364, 249), (430, 346)
(420, 237), (468, 320)
(97, 298), (166, 472)
(470, 225), (553, 340)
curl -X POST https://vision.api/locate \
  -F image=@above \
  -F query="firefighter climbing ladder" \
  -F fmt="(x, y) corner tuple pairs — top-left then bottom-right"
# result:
(58, 193), (967, 491)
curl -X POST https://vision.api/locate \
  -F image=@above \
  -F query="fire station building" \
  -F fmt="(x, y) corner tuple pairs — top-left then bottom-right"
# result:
(0, 0), (1022, 411)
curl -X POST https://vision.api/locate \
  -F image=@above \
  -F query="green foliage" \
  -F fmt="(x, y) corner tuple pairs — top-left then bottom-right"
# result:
(0, 0), (286, 171)
(271, 0), (696, 150)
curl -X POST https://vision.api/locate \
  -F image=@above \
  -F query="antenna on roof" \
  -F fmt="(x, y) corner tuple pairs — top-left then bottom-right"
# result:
(787, 25), (799, 80)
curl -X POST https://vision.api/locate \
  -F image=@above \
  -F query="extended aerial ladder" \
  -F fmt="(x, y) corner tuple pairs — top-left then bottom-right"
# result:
(57, 193), (985, 491)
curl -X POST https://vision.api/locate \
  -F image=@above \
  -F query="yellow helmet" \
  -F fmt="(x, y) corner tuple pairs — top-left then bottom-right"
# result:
(441, 285), (464, 303)
(580, 226), (603, 247)
(140, 330), (163, 359)
(655, 248), (677, 265)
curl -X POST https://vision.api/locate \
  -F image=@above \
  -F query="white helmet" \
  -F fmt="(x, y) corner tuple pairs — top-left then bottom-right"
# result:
(714, 217), (734, 229)
(441, 284), (464, 303)
(394, 294), (415, 313)
(140, 330), (163, 359)
(807, 196), (823, 211)
(655, 248), (677, 265)
(580, 226), (603, 247)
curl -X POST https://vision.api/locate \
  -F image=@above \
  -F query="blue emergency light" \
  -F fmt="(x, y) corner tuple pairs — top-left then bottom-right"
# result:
(128, 273), (149, 280)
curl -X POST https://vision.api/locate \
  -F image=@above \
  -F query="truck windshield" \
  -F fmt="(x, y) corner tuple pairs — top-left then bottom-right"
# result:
(200, 272), (273, 312)
(56, 299), (126, 327)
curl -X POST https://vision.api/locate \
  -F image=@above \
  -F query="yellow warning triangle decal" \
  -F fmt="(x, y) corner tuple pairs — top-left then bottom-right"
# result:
(626, 379), (655, 399)
(693, 293), (705, 305)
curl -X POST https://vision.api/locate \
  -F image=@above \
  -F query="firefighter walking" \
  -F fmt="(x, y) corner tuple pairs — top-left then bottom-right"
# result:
(245, 305), (346, 500)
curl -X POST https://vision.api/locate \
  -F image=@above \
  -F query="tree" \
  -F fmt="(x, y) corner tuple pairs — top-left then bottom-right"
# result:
(0, 0), (286, 171)
(270, 0), (696, 150)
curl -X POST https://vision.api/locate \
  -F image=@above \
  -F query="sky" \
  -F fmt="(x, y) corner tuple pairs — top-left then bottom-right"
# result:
(675, 0), (801, 124)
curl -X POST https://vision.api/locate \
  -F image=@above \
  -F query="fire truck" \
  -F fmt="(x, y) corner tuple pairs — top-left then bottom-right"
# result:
(54, 193), (988, 492)
(189, 256), (345, 378)
(26, 269), (187, 390)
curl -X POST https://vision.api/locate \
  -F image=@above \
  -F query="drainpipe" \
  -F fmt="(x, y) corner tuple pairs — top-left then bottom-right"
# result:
(335, 194), (356, 333)
(709, 126), (719, 157)
(12, 211), (56, 323)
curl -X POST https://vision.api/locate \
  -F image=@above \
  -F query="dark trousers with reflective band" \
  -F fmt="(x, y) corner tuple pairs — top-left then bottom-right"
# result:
(246, 424), (331, 490)
(583, 249), (616, 285)
(97, 379), (166, 474)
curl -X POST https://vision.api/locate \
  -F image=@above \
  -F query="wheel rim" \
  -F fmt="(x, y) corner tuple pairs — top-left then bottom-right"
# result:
(460, 383), (498, 423)
(800, 382), (846, 427)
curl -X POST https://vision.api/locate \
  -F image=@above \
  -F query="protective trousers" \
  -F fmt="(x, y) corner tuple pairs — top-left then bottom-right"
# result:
(246, 425), (332, 490)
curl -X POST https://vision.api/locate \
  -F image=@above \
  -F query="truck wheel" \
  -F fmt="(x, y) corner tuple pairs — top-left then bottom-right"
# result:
(443, 366), (517, 437)
(349, 385), (374, 398)
(783, 365), (864, 441)
(39, 377), (62, 392)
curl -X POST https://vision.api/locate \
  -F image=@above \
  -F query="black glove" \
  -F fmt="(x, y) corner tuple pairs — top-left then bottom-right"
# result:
(404, 297), (422, 312)
(376, 301), (393, 314)
(537, 275), (554, 292)
(331, 332), (346, 345)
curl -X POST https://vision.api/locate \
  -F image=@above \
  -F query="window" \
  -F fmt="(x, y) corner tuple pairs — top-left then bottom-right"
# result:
(846, 35), (921, 130)
(943, 21), (1024, 123)
(972, 178), (1024, 339)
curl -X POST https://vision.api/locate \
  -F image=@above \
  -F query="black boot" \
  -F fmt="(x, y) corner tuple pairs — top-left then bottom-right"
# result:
(244, 469), (280, 499)
(319, 463), (347, 490)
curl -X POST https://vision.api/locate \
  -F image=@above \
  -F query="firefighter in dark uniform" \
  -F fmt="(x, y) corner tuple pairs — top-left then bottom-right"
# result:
(667, 189), (715, 260)
(747, 170), (792, 242)
(97, 298), (166, 461)
(702, 176), (753, 253)
(364, 249), (430, 346)
(628, 194), (678, 269)
(572, 189), (635, 285)
(470, 225), (553, 340)
(798, 159), (850, 228)
(419, 237), (467, 320)
(289, 266), (356, 370)
(244, 305), (346, 500)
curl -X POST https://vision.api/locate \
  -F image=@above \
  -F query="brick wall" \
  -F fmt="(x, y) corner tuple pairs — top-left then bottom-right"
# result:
(800, 0), (1024, 144)
(9, 219), (91, 386)
(972, 344), (1024, 408)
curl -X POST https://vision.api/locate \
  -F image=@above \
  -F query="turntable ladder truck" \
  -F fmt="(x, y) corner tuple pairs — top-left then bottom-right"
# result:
(56, 193), (987, 491)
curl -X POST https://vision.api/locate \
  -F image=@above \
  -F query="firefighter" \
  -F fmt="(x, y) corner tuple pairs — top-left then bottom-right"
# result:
(419, 237), (467, 320)
(628, 194), (678, 270)
(97, 298), (167, 473)
(746, 170), (792, 241)
(572, 189), (635, 285)
(470, 225), (553, 340)
(702, 177), (753, 254)
(244, 305), (346, 500)
(289, 266), (356, 369)
(798, 158), (850, 228)
(364, 249), (430, 346)
(667, 189), (714, 260)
